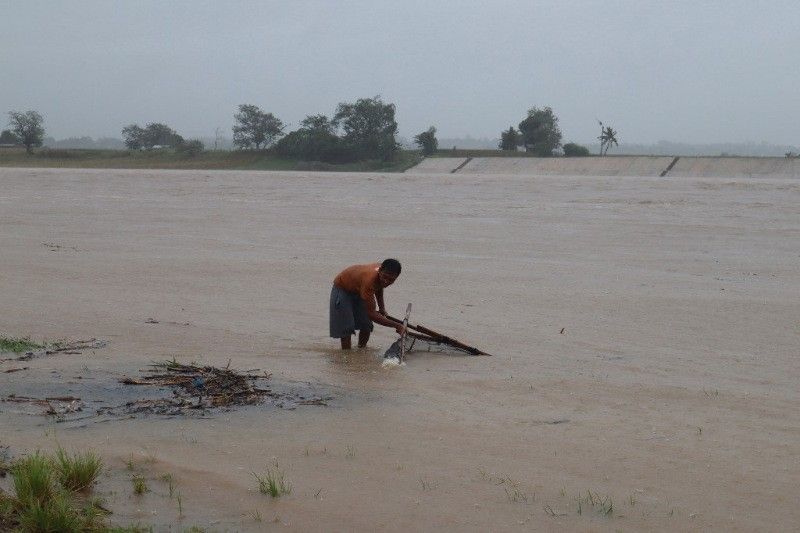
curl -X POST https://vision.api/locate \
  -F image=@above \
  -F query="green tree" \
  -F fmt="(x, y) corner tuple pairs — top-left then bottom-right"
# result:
(0, 129), (20, 144)
(232, 104), (285, 150)
(144, 123), (183, 148)
(499, 126), (520, 151)
(275, 114), (345, 162)
(122, 123), (182, 149)
(563, 142), (591, 156)
(8, 110), (45, 153)
(121, 124), (146, 150)
(300, 114), (336, 135)
(518, 106), (562, 156)
(333, 96), (399, 161)
(414, 126), (438, 155)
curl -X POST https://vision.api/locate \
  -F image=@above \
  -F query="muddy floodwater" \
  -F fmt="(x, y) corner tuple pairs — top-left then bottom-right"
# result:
(1, 167), (798, 531)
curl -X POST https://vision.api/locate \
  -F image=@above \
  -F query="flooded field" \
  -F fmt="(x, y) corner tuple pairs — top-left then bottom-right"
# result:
(1, 167), (798, 531)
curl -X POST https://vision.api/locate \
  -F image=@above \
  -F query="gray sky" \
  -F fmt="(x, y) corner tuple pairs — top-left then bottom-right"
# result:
(2, 0), (799, 145)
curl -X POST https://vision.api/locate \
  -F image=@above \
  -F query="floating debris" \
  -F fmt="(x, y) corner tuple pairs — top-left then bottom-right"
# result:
(1, 357), (332, 423)
(1, 395), (85, 416)
(116, 360), (331, 416)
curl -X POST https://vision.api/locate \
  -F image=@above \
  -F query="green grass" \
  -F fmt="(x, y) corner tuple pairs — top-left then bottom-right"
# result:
(12, 452), (56, 508)
(16, 492), (83, 532)
(4, 450), (108, 531)
(252, 464), (292, 498)
(54, 448), (103, 492)
(0, 147), (421, 172)
(0, 336), (43, 353)
(131, 474), (148, 495)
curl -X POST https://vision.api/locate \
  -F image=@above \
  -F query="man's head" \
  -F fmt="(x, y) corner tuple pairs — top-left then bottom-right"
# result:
(378, 258), (401, 287)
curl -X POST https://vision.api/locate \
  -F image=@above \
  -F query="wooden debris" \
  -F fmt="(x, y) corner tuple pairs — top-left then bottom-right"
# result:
(117, 360), (329, 415)
(1, 394), (85, 416)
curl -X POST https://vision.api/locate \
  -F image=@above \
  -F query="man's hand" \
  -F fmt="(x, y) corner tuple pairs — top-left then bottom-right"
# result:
(395, 324), (407, 336)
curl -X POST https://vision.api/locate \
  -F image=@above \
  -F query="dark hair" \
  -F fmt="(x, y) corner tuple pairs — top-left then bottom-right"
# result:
(380, 258), (402, 276)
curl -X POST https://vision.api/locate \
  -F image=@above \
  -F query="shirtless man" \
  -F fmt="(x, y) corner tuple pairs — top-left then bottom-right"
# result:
(329, 259), (406, 349)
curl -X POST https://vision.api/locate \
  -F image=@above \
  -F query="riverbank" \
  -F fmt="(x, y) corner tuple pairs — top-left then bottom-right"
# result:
(0, 147), (421, 172)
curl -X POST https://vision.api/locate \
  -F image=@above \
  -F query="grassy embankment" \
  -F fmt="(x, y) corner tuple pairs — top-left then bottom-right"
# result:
(0, 147), (422, 172)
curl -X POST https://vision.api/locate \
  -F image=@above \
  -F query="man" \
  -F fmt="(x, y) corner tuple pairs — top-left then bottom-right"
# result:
(330, 258), (406, 349)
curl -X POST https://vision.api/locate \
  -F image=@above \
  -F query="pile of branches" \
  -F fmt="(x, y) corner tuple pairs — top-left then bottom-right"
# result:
(119, 360), (270, 413)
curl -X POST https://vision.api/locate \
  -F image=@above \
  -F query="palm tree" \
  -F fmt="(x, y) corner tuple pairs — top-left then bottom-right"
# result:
(597, 123), (619, 155)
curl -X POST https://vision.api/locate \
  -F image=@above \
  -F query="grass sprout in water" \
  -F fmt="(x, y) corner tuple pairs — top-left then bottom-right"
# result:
(253, 464), (292, 498)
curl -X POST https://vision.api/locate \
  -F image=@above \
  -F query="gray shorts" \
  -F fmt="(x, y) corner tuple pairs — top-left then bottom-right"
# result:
(329, 285), (373, 338)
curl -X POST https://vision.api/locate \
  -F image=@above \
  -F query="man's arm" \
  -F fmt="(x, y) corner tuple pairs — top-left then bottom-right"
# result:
(376, 287), (386, 315)
(366, 295), (405, 333)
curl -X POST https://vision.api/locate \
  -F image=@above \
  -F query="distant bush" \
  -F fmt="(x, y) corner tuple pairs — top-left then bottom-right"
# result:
(176, 139), (204, 157)
(122, 122), (183, 150)
(0, 129), (21, 144)
(499, 126), (521, 151)
(414, 126), (438, 155)
(275, 115), (358, 163)
(563, 142), (591, 157)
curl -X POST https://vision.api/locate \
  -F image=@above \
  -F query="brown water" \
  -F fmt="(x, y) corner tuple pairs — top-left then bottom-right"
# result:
(1, 167), (799, 531)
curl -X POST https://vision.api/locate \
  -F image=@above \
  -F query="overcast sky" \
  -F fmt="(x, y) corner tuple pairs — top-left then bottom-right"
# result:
(2, 0), (799, 145)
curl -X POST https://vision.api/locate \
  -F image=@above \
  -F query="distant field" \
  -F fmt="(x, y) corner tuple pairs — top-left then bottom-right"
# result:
(0, 147), (422, 172)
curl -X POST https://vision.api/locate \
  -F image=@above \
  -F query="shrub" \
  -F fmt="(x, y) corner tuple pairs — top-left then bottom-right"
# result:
(177, 139), (204, 157)
(563, 142), (591, 157)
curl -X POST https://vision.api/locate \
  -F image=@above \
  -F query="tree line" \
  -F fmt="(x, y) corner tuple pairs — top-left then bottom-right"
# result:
(234, 96), (402, 163)
(118, 95), (407, 163)
(498, 107), (618, 156)
(5, 101), (621, 160)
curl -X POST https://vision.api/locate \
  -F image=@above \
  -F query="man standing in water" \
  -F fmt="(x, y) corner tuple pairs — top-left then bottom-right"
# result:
(330, 259), (406, 349)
